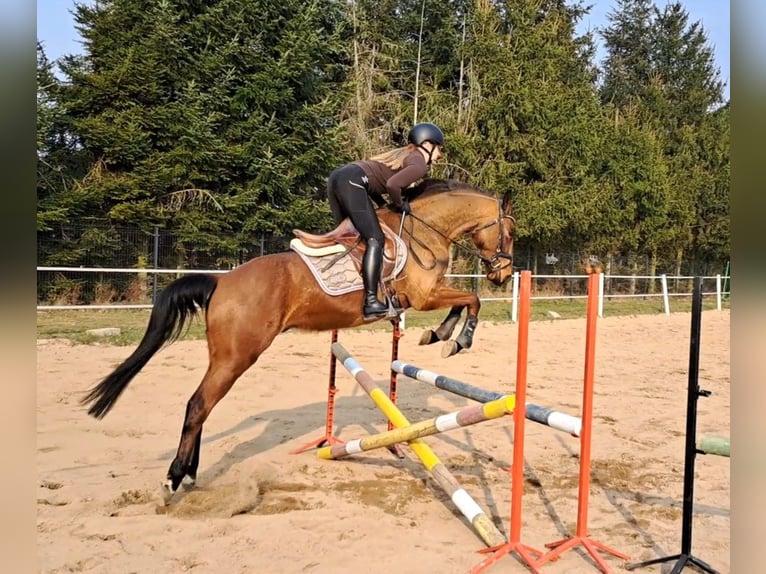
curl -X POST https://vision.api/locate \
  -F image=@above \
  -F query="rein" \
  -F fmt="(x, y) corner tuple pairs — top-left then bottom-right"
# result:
(399, 199), (515, 272)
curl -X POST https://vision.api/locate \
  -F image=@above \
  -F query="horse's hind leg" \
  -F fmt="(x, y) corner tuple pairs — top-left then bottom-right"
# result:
(418, 305), (464, 345)
(182, 429), (202, 489)
(163, 357), (252, 502)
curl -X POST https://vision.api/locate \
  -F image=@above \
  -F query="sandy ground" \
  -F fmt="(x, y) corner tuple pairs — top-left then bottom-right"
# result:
(36, 310), (730, 574)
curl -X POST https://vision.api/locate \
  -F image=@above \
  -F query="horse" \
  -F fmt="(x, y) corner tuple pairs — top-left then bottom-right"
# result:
(80, 178), (515, 502)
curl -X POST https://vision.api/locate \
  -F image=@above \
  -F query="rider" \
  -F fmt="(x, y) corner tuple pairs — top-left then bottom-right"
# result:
(326, 122), (445, 320)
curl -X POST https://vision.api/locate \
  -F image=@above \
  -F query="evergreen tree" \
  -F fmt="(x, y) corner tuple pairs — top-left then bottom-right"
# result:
(37, 42), (68, 232)
(58, 0), (349, 255)
(599, 0), (654, 109)
(648, 2), (725, 131)
(459, 0), (609, 259)
(38, 42), (101, 268)
(692, 103), (729, 264)
(37, 0), (729, 275)
(598, 0), (728, 274)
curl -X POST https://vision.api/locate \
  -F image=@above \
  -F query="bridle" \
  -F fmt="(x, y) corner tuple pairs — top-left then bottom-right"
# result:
(473, 211), (515, 272)
(401, 199), (515, 273)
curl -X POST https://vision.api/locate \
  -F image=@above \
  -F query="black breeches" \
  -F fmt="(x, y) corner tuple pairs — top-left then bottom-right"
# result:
(327, 164), (384, 244)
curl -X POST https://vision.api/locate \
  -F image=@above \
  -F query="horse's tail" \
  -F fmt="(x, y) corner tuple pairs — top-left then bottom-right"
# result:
(81, 274), (219, 419)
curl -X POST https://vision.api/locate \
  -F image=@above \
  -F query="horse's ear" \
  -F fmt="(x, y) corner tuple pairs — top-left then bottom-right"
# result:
(501, 190), (512, 214)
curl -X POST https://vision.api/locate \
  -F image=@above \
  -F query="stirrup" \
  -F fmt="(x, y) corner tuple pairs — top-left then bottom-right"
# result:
(365, 302), (401, 321)
(363, 308), (390, 321)
(385, 294), (403, 318)
(363, 296), (396, 321)
(362, 301), (388, 321)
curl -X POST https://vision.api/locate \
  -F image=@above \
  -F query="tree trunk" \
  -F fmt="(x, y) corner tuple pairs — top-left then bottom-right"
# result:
(647, 253), (658, 294)
(135, 253), (148, 303)
(457, 16), (466, 128)
(629, 257), (637, 296)
(674, 247), (683, 291)
(606, 253), (613, 297)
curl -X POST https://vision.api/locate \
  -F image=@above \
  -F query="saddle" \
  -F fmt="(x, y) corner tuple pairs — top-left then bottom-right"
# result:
(290, 219), (407, 297)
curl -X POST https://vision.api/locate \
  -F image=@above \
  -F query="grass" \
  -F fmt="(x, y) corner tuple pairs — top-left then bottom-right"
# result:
(36, 296), (728, 347)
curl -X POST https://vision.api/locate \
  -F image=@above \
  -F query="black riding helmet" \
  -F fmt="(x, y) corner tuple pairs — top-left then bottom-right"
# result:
(407, 123), (445, 166)
(408, 122), (445, 147)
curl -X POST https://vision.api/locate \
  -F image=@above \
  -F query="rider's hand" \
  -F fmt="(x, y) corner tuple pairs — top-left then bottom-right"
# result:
(391, 199), (411, 215)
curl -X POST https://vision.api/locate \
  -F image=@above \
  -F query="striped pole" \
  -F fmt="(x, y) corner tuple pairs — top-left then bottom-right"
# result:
(391, 360), (582, 437)
(331, 342), (507, 548)
(317, 394), (515, 460)
(526, 404), (581, 438)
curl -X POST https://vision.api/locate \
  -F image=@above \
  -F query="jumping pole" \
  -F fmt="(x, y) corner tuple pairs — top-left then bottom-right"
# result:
(625, 276), (723, 574)
(697, 435), (730, 458)
(332, 341), (507, 548)
(317, 394), (515, 460)
(391, 361), (582, 437)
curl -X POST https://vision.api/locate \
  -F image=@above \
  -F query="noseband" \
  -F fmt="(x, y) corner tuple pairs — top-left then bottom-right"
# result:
(473, 206), (515, 272)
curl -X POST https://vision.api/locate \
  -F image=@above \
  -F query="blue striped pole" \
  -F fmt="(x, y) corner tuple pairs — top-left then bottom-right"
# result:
(333, 343), (507, 548)
(392, 360), (581, 437)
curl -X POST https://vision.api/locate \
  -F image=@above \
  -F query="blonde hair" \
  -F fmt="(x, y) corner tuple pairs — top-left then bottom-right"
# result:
(369, 144), (418, 170)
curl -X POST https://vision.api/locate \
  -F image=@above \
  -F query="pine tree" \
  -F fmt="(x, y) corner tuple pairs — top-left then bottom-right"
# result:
(598, 0), (728, 274)
(458, 0), (609, 258)
(599, 0), (654, 109)
(37, 42), (68, 232)
(648, 2), (725, 132)
(37, 41), (101, 270)
(692, 103), (729, 264)
(58, 0), (349, 254)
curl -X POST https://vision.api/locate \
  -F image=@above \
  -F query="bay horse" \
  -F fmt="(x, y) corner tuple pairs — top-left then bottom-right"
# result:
(81, 178), (515, 502)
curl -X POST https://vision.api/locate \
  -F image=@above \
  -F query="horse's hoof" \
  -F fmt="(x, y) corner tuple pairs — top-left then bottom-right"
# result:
(441, 340), (461, 358)
(161, 480), (176, 505)
(182, 475), (196, 490)
(419, 330), (439, 346)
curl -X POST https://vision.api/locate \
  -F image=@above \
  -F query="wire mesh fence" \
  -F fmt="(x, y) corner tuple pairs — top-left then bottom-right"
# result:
(36, 223), (730, 306)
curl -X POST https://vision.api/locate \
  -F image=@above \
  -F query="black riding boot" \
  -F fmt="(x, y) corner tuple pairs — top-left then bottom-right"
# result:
(362, 238), (389, 320)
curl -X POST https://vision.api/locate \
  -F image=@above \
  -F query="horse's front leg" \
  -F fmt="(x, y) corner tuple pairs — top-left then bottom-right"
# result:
(448, 311), (479, 358)
(418, 305), (465, 346)
(412, 287), (481, 358)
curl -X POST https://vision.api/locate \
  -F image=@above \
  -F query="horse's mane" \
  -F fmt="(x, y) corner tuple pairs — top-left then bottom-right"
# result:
(405, 178), (493, 202)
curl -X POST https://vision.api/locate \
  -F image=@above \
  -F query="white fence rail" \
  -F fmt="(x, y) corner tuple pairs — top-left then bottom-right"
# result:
(36, 267), (730, 323)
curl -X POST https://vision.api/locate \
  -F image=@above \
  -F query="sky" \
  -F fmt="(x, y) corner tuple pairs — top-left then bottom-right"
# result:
(36, 0), (730, 100)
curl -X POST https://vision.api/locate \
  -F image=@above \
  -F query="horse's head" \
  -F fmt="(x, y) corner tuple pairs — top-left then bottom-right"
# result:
(397, 180), (515, 286)
(471, 190), (515, 286)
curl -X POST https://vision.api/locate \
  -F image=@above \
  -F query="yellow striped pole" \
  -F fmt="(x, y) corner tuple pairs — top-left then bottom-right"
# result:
(318, 394), (515, 460)
(331, 342), (507, 548)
